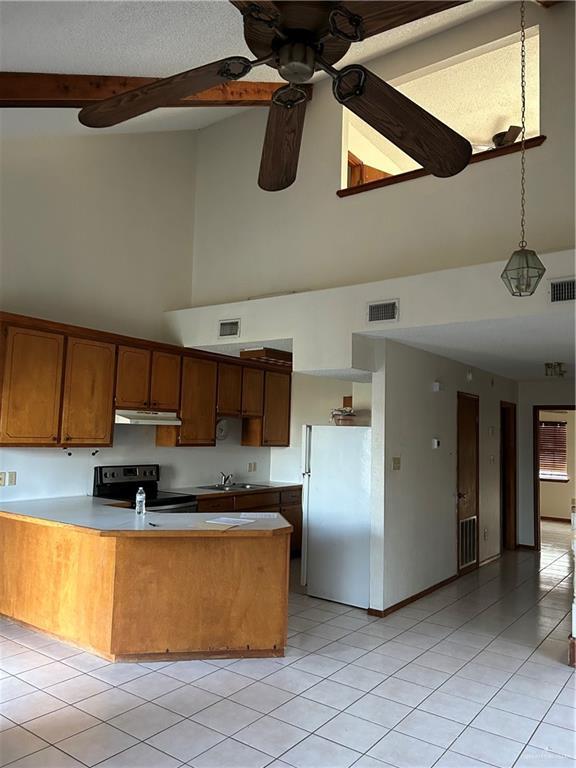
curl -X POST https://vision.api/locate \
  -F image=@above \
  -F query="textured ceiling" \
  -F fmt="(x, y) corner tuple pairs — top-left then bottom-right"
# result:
(347, 28), (540, 173)
(0, 0), (506, 136)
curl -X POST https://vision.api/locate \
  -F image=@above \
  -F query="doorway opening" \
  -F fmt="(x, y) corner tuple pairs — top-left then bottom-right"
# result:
(533, 405), (574, 550)
(457, 392), (480, 574)
(500, 401), (517, 550)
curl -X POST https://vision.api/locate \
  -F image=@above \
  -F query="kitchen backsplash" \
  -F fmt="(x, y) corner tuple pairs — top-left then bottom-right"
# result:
(0, 421), (271, 501)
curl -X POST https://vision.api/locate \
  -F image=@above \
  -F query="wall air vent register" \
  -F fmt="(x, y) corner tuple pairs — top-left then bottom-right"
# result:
(367, 300), (399, 323)
(218, 319), (241, 338)
(550, 278), (575, 303)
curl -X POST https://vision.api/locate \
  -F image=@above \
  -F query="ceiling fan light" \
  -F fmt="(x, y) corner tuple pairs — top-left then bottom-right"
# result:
(501, 247), (546, 297)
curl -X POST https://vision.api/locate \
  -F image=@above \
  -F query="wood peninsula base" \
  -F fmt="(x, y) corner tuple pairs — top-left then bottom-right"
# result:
(0, 512), (291, 661)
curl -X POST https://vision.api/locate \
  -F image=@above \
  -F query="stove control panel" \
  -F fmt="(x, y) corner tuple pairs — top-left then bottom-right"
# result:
(94, 464), (159, 485)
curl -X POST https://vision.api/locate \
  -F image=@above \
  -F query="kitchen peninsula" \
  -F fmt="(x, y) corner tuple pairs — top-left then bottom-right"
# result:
(0, 496), (293, 661)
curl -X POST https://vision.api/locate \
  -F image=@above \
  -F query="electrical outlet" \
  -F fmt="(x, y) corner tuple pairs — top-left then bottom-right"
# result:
(392, 457), (401, 471)
(7, 472), (16, 486)
(483, 527), (488, 541)
(247, 462), (257, 473)
(0, 472), (5, 487)
(252, 462), (257, 472)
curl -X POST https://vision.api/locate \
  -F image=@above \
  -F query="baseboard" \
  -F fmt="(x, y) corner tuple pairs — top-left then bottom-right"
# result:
(541, 516), (571, 524)
(516, 544), (537, 550)
(570, 635), (576, 668)
(480, 553), (501, 567)
(368, 573), (458, 618)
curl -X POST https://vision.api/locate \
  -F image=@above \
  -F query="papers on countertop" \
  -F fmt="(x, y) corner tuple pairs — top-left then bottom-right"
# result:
(240, 512), (279, 519)
(208, 517), (256, 526)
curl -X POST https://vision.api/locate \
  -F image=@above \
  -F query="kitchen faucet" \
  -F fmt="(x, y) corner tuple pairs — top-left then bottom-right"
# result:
(220, 472), (233, 486)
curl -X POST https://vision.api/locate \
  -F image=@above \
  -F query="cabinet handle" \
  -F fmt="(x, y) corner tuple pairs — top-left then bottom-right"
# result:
(65, 435), (71, 441)
(52, 436), (58, 441)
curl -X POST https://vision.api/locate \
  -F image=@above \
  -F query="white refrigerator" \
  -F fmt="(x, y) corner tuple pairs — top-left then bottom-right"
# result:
(301, 425), (371, 608)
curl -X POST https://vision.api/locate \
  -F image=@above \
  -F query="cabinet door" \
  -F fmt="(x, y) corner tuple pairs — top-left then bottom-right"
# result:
(262, 372), (291, 447)
(60, 337), (116, 445)
(241, 367), (264, 417)
(281, 505), (302, 557)
(150, 351), (181, 411)
(179, 358), (217, 445)
(0, 326), (64, 445)
(116, 346), (151, 409)
(217, 363), (242, 417)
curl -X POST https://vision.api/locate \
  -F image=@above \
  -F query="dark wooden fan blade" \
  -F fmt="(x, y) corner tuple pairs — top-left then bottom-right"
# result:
(78, 58), (247, 128)
(229, 1), (279, 15)
(340, 67), (471, 177)
(335, 1), (469, 39)
(259, 91), (307, 191)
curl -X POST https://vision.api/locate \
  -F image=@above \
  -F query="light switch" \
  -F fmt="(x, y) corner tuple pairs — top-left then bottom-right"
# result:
(432, 439), (441, 449)
(7, 472), (16, 486)
(0, 472), (5, 487)
(392, 457), (401, 471)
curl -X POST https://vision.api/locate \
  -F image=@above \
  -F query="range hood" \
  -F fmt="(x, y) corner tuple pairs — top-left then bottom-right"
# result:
(114, 410), (181, 426)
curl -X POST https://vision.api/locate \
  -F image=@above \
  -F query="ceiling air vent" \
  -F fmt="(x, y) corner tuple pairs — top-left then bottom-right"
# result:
(550, 278), (575, 303)
(367, 300), (399, 323)
(218, 319), (241, 339)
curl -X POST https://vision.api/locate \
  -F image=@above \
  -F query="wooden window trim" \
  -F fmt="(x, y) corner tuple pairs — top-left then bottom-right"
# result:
(337, 135), (547, 198)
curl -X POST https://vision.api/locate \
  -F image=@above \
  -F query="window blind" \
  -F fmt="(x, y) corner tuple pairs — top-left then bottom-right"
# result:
(539, 420), (569, 480)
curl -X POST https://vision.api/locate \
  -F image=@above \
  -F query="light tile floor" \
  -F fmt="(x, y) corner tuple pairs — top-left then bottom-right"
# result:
(0, 521), (573, 768)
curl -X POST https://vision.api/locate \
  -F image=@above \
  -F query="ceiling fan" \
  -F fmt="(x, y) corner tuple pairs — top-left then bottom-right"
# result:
(77, 1), (473, 191)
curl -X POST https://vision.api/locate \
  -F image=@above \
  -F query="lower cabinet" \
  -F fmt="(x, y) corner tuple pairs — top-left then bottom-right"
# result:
(60, 337), (116, 446)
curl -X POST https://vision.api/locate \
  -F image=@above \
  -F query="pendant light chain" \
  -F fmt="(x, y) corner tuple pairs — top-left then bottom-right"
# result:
(519, 0), (527, 248)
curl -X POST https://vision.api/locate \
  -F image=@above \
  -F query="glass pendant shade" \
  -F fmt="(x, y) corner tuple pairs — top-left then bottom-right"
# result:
(501, 247), (546, 297)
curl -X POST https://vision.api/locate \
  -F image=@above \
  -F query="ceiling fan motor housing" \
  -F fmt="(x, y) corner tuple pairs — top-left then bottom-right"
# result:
(277, 42), (316, 83)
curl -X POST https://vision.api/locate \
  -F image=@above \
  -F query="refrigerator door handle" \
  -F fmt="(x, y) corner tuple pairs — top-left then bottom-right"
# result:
(301, 425), (312, 587)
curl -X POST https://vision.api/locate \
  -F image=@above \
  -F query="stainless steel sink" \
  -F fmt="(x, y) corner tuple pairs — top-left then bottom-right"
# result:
(198, 483), (268, 492)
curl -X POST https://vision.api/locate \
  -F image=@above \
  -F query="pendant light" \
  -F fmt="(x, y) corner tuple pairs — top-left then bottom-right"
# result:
(501, 0), (545, 297)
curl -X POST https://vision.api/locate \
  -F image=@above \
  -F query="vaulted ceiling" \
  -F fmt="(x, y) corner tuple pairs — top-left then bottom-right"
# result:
(0, 0), (507, 136)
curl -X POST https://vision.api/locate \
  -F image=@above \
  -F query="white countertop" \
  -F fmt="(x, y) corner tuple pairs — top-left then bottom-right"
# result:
(0, 496), (291, 535)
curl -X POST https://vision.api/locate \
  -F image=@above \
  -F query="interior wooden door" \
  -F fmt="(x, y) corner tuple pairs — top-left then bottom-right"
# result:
(0, 326), (64, 445)
(60, 337), (116, 445)
(241, 367), (264, 417)
(179, 357), (217, 445)
(115, 346), (151, 409)
(457, 393), (480, 573)
(150, 351), (181, 411)
(217, 363), (242, 417)
(262, 372), (291, 447)
(500, 402), (517, 550)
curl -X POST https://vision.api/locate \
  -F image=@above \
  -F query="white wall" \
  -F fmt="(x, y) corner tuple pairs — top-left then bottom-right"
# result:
(0, 420), (270, 502)
(168, 250), (574, 378)
(189, 2), (574, 306)
(518, 380), (576, 543)
(269, 373), (353, 483)
(0, 131), (196, 342)
(539, 410), (575, 521)
(377, 340), (516, 610)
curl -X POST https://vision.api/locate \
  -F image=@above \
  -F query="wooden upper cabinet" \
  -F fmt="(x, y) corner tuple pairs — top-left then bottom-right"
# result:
(0, 326), (64, 445)
(150, 351), (181, 411)
(179, 357), (218, 445)
(262, 372), (291, 447)
(60, 337), (116, 445)
(241, 367), (264, 417)
(217, 363), (242, 417)
(116, 346), (151, 409)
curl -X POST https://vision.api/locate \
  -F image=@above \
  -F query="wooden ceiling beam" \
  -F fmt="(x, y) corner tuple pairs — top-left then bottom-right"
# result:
(0, 72), (294, 108)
